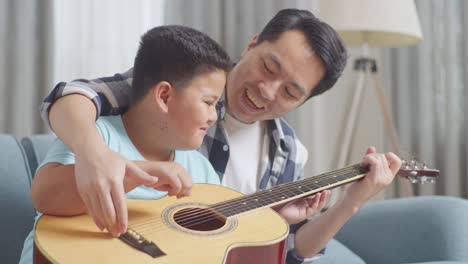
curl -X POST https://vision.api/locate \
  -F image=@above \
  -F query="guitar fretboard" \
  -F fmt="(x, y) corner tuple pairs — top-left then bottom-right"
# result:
(211, 164), (369, 217)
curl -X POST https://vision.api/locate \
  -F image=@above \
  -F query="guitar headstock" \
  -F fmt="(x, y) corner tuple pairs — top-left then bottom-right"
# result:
(398, 159), (440, 184)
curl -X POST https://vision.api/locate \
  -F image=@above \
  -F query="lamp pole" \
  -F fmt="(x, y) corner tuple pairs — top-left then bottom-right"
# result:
(335, 44), (413, 197)
(336, 43), (371, 167)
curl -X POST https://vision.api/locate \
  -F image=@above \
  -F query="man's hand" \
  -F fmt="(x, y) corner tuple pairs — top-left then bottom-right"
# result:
(74, 146), (157, 238)
(342, 146), (402, 210)
(75, 145), (194, 238)
(274, 191), (329, 224)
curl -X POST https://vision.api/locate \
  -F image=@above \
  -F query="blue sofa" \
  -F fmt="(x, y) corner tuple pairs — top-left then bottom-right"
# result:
(1, 134), (468, 264)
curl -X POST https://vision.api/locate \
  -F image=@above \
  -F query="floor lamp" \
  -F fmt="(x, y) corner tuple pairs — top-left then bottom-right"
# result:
(319, 0), (423, 196)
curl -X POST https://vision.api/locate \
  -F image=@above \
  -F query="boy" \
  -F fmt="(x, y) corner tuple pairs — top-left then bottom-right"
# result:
(19, 25), (233, 263)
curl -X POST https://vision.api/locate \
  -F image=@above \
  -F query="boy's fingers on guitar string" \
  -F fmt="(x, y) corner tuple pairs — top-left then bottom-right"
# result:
(178, 172), (193, 198)
(167, 174), (183, 196)
(127, 162), (158, 186)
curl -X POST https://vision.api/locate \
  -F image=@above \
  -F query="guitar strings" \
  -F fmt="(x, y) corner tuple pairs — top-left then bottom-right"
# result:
(129, 166), (362, 233)
(136, 160), (410, 258)
(130, 166), (361, 233)
(139, 208), (270, 239)
(138, 210), (278, 264)
(130, 166), (361, 232)
(133, 172), (361, 235)
(132, 165), (361, 228)
(129, 165), (359, 230)
(140, 161), (422, 235)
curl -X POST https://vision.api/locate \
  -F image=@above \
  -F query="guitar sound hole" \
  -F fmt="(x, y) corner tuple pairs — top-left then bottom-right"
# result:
(173, 207), (226, 231)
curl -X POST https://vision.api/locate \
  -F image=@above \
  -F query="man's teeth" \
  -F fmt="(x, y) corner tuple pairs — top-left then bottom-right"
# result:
(246, 90), (264, 109)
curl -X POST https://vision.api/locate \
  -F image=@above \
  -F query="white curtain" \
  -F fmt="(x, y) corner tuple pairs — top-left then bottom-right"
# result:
(0, 0), (54, 136)
(53, 0), (166, 84)
(382, 0), (468, 198)
(164, 0), (318, 59)
(0, 0), (166, 136)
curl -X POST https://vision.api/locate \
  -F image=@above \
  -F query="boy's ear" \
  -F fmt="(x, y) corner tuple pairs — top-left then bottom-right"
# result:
(153, 81), (174, 113)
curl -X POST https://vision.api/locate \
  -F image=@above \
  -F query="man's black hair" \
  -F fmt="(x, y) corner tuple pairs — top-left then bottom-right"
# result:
(132, 25), (232, 103)
(257, 8), (347, 99)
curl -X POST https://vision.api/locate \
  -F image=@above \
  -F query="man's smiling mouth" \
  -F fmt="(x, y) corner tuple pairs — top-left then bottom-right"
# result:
(245, 89), (265, 110)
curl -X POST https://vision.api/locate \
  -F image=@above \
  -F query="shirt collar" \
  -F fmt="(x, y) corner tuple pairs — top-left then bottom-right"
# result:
(218, 97), (289, 153)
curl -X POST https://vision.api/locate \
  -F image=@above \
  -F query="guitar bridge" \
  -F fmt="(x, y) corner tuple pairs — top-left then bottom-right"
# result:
(119, 228), (166, 258)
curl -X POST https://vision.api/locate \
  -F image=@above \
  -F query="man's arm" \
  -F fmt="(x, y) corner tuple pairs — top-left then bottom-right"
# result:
(48, 94), (143, 236)
(41, 70), (134, 152)
(40, 69), (134, 127)
(293, 147), (402, 258)
(40, 70), (146, 237)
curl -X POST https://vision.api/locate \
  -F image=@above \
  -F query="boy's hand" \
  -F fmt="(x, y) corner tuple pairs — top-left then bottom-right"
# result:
(274, 191), (329, 224)
(134, 161), (193, 199)
(341, 146), (402, 210)
(75, 146), (157, 238)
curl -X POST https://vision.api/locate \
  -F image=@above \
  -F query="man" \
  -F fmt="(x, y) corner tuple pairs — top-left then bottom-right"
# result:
(40, 9), (401, 263)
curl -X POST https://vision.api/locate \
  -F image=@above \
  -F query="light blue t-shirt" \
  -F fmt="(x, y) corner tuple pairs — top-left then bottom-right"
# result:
(19, 116), (220, 263)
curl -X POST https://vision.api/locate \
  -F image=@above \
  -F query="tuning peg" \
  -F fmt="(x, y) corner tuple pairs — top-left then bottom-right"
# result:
(420, 176), (428, 184)
(408, 175), (420, 184)
(404, 162), (411, 170)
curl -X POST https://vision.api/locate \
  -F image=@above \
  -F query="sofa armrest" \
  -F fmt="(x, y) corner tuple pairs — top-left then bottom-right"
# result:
(335, 196), (468, 264)
(0, 135), (36, 263)
(21, 134), (56, 177)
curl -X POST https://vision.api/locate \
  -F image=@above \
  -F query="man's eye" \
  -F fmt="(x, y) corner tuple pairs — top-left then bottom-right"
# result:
(204, 101), (214, 106)
(263, 61), (273, 74)
(285, 87), (297, 99)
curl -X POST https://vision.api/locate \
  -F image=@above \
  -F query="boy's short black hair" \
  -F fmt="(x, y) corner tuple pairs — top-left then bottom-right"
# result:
(257, 9), (347, 99)
(132, 25), (232, 103)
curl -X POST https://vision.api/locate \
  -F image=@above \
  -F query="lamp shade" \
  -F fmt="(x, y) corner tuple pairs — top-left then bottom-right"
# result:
(319, 0), (423, 48)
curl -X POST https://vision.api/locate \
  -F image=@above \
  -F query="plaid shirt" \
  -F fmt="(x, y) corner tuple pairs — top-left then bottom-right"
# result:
(40, 69), (324, 263)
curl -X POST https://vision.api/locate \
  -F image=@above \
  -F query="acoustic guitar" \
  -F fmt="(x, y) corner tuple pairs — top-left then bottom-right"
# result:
(34, 159), (439, 264)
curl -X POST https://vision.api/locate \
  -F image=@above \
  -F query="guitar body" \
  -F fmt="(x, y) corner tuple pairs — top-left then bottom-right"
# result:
(34, 184), (289, 263)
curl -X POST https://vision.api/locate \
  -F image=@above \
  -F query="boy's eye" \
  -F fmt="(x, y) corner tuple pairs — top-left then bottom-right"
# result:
(204, 100), (214, 106)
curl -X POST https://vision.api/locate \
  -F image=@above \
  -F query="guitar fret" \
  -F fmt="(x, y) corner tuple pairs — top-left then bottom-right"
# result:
(212, 164), (380, 217)
(274, 189), (295, 200)
(303, 180), (321, 190)
(289, 187), (306, 195)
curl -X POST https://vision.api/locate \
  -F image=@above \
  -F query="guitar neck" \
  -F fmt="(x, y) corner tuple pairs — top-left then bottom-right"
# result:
(212, 164), (369, 217)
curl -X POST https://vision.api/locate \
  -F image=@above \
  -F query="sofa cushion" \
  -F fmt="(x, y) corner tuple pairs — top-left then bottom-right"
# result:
(310, 238), (365, 264)
(0, 135), (36, 264)
(404, 261), (467, 264)
(336, 196), (468, 264)
(21, 134), (56, 176)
